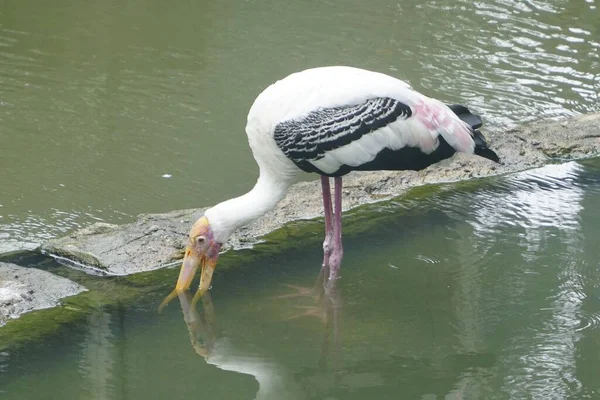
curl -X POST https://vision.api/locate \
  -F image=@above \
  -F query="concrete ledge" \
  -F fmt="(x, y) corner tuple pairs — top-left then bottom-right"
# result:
(41, 113), (600, 275)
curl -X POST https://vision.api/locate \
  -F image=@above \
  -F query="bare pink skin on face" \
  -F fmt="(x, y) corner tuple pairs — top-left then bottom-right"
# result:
(413, 100), (473, 152)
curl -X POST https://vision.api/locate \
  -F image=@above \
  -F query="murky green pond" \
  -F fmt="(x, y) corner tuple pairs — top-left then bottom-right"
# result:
(1, 0), (600, 399)
(1, 159), (600, 399)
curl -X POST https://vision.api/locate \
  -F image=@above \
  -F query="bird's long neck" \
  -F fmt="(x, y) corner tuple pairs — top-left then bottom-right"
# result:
(204, 171), (290, 244)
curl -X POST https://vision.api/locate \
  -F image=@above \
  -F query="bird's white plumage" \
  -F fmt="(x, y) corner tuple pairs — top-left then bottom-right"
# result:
(246, 66), (475, 176)
(206, 66), (478, 243)
(248, 67), (412, 144)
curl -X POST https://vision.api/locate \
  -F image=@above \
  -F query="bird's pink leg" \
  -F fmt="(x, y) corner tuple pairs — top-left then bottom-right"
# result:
(327, 176), (344, 284)
(321, 176), (334, 268)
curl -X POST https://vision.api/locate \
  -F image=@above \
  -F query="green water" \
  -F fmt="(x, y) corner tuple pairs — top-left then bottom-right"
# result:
(2, 159), (600, 399)
(1, 0), (600, 398)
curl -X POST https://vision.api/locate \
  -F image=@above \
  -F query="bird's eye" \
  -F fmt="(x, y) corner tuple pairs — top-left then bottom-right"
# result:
(196, 236), (206, 244)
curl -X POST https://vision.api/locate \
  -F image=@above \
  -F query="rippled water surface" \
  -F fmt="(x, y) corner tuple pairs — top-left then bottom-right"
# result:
(1, 0), (600, 398)
(0, 0), (599, 249)
(2, 159), (600, 399)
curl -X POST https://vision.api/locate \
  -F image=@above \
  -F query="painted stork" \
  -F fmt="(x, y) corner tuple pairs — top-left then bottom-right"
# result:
(164, 66), (500, 304)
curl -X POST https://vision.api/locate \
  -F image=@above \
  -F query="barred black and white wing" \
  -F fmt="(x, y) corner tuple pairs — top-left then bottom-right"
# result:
(274, 97), (418, 175)
(273, 96), (491, 176)
(247, 66), (499, 178)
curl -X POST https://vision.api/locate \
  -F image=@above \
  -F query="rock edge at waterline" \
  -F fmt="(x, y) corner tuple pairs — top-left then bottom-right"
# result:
(41, 113), (600, 275)
(0, 262), (87, 327)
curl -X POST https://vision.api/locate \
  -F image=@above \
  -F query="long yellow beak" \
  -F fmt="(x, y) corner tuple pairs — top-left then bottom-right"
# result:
(177, 250), (202, 291)
(159, 246), (219, 312)
(193, 253), (217, 306)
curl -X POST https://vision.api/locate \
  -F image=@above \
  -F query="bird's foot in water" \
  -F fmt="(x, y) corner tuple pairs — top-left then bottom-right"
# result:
(273, 262), (329, 300)
(273, 284), (326, 322)
(272, 283), (320, 300)
(273, 265), (331, 321)
(285, 280), (342, 324)
(285, 304), (327, 323)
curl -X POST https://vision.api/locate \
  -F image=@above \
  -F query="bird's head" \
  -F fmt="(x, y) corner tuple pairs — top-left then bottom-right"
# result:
(175, 216), (221, 297)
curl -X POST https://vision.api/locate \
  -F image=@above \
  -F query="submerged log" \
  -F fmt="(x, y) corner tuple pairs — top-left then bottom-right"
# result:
(41, 113), (600, 276)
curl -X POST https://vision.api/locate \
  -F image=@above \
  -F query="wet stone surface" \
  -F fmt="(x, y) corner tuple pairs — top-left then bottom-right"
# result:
(0, 262), (87, 327)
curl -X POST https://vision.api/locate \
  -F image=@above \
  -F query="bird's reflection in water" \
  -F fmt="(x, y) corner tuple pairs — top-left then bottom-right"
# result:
(177, 291), (301, 399)
(174, 267), (342, 399)
(177, 291), (217, 358)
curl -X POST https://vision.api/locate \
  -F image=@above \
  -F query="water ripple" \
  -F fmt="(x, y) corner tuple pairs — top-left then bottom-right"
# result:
(575, 311), (600, 332)
(467, 163), (585, 240)
(412, 0), (600, 129)
(0, 207), (131, 253)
